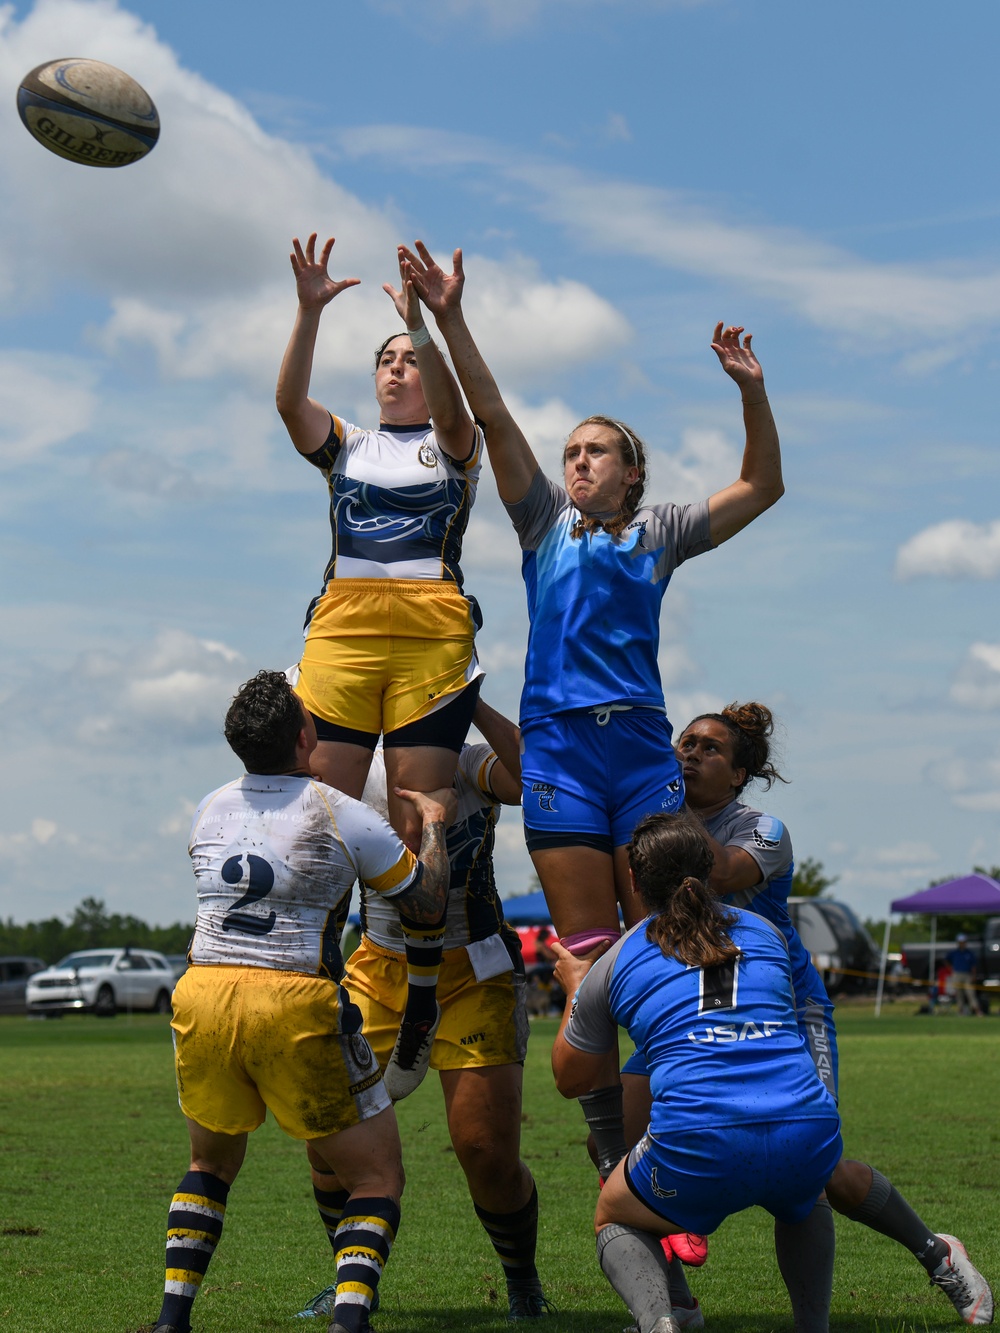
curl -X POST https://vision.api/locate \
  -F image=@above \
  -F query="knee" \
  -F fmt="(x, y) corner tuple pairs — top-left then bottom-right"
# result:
(453, 1128), (518, 1186)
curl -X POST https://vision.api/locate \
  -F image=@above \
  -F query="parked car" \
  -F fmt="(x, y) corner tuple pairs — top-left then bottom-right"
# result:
(787, 897), (881, 996)
(0, 956), (46, 1014)
(25, 948), (176, 1017)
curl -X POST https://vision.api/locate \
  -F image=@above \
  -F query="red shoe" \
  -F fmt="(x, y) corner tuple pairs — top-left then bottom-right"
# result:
(670, 1234), (708, 1267)
(659, 1236), (674, 1263)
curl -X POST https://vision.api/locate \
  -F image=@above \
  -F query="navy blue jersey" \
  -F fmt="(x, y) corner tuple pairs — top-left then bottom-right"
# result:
(565, 909), (838, 1137)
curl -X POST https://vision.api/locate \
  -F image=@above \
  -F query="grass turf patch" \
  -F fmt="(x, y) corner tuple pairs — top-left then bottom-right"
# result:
(0, 1003), (996, 1331)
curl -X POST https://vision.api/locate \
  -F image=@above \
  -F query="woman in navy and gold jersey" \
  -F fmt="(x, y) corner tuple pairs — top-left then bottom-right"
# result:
(276, 234), (485, 1090)
(277, 234), (484, 842)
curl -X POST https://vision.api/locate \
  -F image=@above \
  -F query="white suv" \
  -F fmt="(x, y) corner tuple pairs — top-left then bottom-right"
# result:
(25, 948), (176, 1017)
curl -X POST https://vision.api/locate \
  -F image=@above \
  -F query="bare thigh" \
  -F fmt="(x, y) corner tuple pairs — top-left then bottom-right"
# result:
(530, 845), (619, 939)
(384, 746), (461, 852)
(309, 740), (374, 800)
(595, 1155), (684, 1238)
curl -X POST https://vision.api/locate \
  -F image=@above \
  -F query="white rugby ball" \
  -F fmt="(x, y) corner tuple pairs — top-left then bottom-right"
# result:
(17, 57), (159, 167)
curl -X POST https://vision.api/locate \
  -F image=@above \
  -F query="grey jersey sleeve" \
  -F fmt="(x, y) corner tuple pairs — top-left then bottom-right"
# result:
(710, 804), (793, 909)
(648, 499), (714, 567)
(561, 934), (629, 1054)
(503, 469), (566, 552)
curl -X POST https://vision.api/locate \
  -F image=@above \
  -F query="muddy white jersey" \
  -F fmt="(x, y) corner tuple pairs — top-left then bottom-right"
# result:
(359, 744), (509, 950)
(188, 773), (419, 978)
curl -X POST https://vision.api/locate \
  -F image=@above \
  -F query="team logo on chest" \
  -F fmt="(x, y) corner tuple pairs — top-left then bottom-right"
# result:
(418, 442), (438, 468)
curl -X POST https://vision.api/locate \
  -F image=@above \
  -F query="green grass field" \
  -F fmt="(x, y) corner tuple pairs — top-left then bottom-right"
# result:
(0, 1001), (996, 1333)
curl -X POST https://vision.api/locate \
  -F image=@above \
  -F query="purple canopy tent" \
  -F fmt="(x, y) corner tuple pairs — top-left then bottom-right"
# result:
(875, 873), (1000, 1014)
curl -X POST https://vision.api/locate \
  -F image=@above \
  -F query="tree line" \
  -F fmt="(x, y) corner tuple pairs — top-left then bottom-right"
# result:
(0, 897), (193, 963)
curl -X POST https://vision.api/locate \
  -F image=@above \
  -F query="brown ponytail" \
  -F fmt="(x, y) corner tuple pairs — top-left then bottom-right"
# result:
(628, 811), (740, 969)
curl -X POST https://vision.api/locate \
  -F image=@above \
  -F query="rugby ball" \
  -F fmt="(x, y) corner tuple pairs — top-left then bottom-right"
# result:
(17, 57), (159, 167)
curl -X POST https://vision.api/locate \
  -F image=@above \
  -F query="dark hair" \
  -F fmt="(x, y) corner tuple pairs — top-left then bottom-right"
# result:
(373, 331), (411, 368)
(628, 811), (740, 969)
(683, 701), (787, 796)
(224, 670), (305, 774)
(565, 414), (648, 540)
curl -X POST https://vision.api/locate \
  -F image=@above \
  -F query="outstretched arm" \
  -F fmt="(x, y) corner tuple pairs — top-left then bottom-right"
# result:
(705, 324), (784, 546)
(400, 242), (539, 505)
(276, 234), (360, 456)
(383, 255), (475, 461)
(472, 696), (522, 802)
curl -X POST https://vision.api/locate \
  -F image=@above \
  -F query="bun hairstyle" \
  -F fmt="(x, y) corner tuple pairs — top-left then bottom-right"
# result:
(567, 415), (648, 540)
(685, 701), (787, 796)
(628, 811), (740, 970)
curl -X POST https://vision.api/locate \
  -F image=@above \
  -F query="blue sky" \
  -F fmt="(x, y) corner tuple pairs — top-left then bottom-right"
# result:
(1, 0), (998, 928)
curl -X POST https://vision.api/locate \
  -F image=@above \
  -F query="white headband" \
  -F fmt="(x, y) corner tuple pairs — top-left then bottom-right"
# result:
(613, 420), (640, 468)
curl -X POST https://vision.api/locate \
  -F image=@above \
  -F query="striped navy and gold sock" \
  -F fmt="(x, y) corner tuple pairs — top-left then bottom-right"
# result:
(398, 908), (446, 1033)
(332, 1195), (400, 1333)
(156, 1169), (229, 1333)
(315, 1183), (351, 1251)
(475, 1184), (541, 1290)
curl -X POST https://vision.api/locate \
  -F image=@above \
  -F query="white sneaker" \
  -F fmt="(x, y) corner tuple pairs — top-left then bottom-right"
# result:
(931, 1235), (994, 1325)
(382, 1005), (441, 1102)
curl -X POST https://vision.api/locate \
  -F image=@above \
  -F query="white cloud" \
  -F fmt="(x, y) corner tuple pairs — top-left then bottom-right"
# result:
(339, 125), (1000, 345)
(603, 113), (633, 144)
(652, 428), (742, 505)
(895, 519), (1000, 581)
(0, 354), (97, 465)
(953, 792), (1000, 813)
(1, 2), (630, 404)
(7, 627), (247, 749)
(871, 841), (939, 867)
(950, 643), (1000, 711)
(0, 816), (64, 856)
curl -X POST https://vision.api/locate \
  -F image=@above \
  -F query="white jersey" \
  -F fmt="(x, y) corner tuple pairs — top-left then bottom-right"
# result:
(305, 416), (484, 586)
(360, 745), (509, 952)
(188, 773), (419, 977)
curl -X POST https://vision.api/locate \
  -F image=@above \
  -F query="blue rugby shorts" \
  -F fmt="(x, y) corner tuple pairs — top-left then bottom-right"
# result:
(520, 707), (684, 852)
(625, 1117), (843, 1235)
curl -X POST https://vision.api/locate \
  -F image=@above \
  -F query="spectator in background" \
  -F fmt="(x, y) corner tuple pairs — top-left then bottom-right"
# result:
(947, 936), (981, 1017)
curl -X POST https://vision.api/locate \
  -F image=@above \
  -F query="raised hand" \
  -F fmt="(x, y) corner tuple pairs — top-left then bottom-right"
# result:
(382, 247), (423, 329)
(290, 233), (360, 311)
(710, 323), (765, 393)
(398, 241), (465, 320)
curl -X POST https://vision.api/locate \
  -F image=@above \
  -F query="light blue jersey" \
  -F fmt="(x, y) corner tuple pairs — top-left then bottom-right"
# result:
(566, 909), (838, 1139)
(505, 472), (712, 723)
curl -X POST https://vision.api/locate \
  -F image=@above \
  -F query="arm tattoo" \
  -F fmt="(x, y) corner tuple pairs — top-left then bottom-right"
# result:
(398, 820), (450, 924)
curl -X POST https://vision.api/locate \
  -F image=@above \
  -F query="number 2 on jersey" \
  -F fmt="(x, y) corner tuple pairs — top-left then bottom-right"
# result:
(221, 853), (277, 935)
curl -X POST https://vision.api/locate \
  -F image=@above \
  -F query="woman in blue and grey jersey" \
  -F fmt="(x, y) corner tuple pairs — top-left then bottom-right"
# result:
(400, 241), (784, 974)
(553, 813), (992, 1333)
(675, 701), (837, 1093)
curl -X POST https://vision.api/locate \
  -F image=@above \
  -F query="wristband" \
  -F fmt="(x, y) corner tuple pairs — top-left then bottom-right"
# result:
(408, 323), (433, 348)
